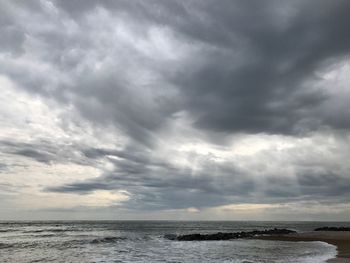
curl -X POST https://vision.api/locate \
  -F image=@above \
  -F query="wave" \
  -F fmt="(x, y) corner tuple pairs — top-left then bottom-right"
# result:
(24, 229), (69, 233)
(299, 241), (337, 263)
(0, 243), (13, 249)
(36, 234), (56, 238)
(0, 242), (38, 249)
(90, 236), (128, 244)
(0, 236), (127, 250)
(0, 229), (18, 233)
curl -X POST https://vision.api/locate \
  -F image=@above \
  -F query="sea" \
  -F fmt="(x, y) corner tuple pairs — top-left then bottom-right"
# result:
(0, 221), (349, 263)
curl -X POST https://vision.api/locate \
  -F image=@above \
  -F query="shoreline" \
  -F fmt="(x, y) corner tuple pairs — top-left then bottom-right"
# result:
(255, 231), (350, 262)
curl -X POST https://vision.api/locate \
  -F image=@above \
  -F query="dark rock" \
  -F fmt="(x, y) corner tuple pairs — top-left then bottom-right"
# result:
(314, 226), (350, 231)
(166, 228), (296, 241)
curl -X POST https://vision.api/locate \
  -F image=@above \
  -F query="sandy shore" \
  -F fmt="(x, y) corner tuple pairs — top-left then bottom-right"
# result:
(256, 231), (350, 262)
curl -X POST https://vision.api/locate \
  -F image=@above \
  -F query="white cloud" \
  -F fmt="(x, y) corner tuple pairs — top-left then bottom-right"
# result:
(13, 190), (130, 210)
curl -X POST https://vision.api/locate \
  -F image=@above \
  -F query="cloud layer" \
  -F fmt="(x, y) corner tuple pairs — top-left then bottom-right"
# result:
(1, 0), (350, 219)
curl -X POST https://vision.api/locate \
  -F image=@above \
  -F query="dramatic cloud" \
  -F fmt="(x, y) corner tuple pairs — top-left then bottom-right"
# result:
(1, 0), (350, 220)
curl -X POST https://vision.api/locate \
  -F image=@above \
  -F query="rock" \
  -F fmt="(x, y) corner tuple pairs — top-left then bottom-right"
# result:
(165, 228), (296, 241)
(314, 226), (350, 231)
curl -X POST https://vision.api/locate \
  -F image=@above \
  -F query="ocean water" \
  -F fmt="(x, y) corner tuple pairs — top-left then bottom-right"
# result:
(0, 221), (348, 263)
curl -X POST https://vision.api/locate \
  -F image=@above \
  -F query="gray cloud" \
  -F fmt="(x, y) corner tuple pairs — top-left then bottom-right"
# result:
(0, 163), (8, 173)
(46, 146), (255, 209)
(46, 143), (350, 210)
(0, 139), (94, 166)
(2, 0), (350, 142)
(171, 0), (350, 135)
(50, 0), (350, 136)
(1, 0), (350, 216)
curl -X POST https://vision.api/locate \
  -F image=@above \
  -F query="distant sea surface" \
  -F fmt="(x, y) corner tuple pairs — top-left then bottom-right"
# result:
(1, 221), (349, 262)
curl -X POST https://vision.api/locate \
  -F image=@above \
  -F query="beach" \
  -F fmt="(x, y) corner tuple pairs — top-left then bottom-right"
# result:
(257, 231), (350, 262)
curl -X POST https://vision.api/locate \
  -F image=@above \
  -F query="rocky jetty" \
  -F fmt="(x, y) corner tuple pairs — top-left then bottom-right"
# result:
(166, 228), (296, 241)
(314, 226), (350, 231)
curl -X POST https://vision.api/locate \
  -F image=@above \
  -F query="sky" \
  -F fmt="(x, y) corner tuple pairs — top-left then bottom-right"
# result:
(1, 0), (350, 221)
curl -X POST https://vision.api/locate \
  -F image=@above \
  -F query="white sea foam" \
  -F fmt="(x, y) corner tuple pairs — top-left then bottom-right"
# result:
(293, 241), (337, 263)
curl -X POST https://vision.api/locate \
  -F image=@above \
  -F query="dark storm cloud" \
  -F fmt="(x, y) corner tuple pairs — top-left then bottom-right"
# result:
(171, 0), (350, 135)
(2, 0), (350, 143)
(1, 0), (350, 212)
(51, 0), (350, 135)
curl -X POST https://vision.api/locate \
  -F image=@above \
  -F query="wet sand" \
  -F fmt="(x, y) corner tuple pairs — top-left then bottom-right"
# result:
(256, 231), (350, 262)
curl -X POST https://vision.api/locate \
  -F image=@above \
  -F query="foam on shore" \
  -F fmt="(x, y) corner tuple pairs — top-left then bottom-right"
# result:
(255, 231), (350, 262)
